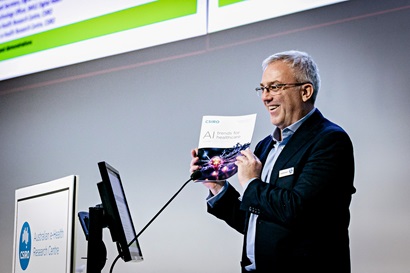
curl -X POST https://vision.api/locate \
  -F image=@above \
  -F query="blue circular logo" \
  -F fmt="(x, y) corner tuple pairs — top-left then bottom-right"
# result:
(19, 222), (31, 270)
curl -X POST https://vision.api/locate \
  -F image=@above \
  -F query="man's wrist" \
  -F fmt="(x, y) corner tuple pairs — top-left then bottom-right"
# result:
(207, 181), (229, 208)
(209, 181), (226, 195)
(242, 177), (258, 191)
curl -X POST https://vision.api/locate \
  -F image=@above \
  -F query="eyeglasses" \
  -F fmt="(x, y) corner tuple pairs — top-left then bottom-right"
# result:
(255, 82), (311, 97)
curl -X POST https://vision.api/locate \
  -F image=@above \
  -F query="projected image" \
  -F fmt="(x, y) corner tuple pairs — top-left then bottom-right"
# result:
(0, 0), (154, 45)
(0, 0), (347, 80)
(207, 0), (347, 33)
(0, 0), (207, 80)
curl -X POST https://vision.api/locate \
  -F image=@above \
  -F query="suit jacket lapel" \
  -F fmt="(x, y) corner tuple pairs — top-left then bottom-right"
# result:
(255, 135), (275, 166)
(269, 109), (325, 183)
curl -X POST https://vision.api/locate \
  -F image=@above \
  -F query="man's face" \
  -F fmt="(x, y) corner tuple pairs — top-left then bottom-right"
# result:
(260, 61), (307, 129)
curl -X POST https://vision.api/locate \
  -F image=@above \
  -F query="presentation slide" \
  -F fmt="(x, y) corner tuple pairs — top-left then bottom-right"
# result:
(0, 0), (154, 44)
(0, 0), (207, 80)
(0, 0), (346, 80)
(207, 0), (347, 33)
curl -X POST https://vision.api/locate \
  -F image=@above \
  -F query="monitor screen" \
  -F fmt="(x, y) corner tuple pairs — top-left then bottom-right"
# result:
(97, 161), (143, 262)
(12, 175), (78, 273)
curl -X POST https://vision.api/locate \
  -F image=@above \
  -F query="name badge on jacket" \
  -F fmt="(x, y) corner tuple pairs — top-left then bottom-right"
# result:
(279, 167), (294, 178)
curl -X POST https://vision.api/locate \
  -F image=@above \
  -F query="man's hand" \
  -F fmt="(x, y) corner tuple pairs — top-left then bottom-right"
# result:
(235, 148), (262, 187)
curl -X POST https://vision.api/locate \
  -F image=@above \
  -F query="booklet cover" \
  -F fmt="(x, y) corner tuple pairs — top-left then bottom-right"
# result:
(196, 114), (257, 181)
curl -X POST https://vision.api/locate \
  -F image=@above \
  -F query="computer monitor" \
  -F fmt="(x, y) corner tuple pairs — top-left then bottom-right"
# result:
(97, 161), (143, 263)
(79, 162), (143, 273)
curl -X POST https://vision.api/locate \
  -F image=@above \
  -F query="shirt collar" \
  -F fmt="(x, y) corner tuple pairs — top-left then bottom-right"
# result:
(272, 107), (316, 143)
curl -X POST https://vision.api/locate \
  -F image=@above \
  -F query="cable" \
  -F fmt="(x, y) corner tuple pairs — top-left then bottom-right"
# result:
(109, 171), (201, 273)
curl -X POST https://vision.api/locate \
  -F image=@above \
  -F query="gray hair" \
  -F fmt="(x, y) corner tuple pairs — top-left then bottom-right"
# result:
(262, 50), (321, 103)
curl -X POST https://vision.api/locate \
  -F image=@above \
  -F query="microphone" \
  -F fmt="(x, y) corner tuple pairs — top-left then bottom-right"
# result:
(109, 170), (201, 273)
(190, 169), (202, 181)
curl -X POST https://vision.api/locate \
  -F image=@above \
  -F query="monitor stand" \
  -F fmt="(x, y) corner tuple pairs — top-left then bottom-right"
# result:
(86, 205), (107, 273)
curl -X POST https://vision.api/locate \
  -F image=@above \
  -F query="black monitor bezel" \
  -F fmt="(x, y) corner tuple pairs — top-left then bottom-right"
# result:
(97, 161), (143, 262)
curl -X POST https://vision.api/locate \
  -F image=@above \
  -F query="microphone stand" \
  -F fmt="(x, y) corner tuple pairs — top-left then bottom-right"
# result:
(109, 171), (201, 273)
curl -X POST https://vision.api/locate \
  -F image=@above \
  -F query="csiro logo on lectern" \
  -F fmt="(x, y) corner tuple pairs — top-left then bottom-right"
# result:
(19, 222), (31, 270)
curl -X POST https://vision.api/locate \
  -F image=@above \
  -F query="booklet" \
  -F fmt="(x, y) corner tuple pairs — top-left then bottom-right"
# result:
(195, 114), (257, 181)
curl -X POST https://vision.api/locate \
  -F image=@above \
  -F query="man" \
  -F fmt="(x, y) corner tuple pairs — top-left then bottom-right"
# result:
(190, 50), (355, 272)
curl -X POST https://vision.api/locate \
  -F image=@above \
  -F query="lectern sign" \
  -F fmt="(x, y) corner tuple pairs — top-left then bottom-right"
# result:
(12, 176), (78, 273)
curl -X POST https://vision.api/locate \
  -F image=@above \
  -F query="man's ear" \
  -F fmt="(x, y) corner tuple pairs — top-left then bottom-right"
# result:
(301, 83), (314, 102)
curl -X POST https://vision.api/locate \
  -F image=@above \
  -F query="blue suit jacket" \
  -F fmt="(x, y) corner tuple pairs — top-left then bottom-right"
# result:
(208, 109), (355, 273)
